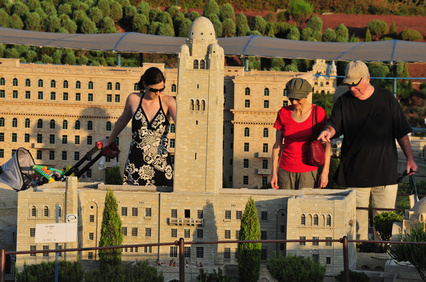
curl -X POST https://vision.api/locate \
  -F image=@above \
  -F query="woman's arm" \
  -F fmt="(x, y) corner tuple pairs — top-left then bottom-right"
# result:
(99, 93), (135, 147)
(270, 129), (284, 189)
(318, 141), (331, 188)
(164, 95), (177, 123)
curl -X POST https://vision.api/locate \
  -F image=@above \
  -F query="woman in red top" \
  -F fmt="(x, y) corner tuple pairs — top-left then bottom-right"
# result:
(270, 78), (331, 190)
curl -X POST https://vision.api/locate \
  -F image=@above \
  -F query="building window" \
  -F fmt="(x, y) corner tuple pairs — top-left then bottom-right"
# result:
(63, 120), (68, 129)
(49, 135), (55, 144)
(63, 92), (68, 100)
(38, 91), (43, 99)
(170, 124), (175, 133)
(51, 80), (56, 88)
(36, 134), (42, 143)
(13, 90), (18, 98)
(43, 245), (49, 257)
(197, 210), (203, 219)
(245, 87), (250, 95)
(122, 207), (127, 216)
(200, 60), (205, 69)
(171, 209), (177, 218)
(115, 82), (120, 90)
(0, 118), (3, 127)
(193, 60), (198, 69)
(30, 228), (36, 237)
(107, 82), (112, 90)
(30, 245), (36, 256)
(225, 230), (231, 239)
(74, 152), (80, 161)
(115, 95), (120, 103)
(107, 94), (112, 102)
(326, 257), (331, 264)
(145, 207), (152, 217)
(243, 159), (249, 168)
(26, 79), (31, 86)
(89, 233), (94, 240)
(264, 88), (269, 96)
(312, 254), (319, 263)
(326, 237), (332, 246)
(263, 143), (268, 153)
(314, 214), (319, 225)
(44, 206), (49, 217)
(51, 92), (56, 100)
(243, 175), (249, 185)
(75, 93), (81, 101)
(326, 215), (331, 226)
(12, 133), (17, 142)
(196, 247), (204, 258)
(75, 120), (80, 130)
(170, 139), (175, 148)
(25, 119), (30, 128)
(313, 237), (319, 246)
(76, 81), (81, 89)
(50, 119), (55, 129)
(132, 227), (138, 236)
(261, 231), (267, 240)
(261, 211), (268, 221)
(88, 252), (93, 259)
(134, 83), (138, 91)
(197, 229), (203, 239)
(37, 79), (43, 87)
(88, 81), (93, 89)
(262, 159), (268, 169)
(89, 215), (94, 222)
(283, 89), (287, 96)
(13, 78), (18, 86)
(0, 90), (4, 98)
(62, 135), (67, 144)
(31, 206), (36, 217)
(61, 151), (67, 160)
(300, 236), (306, 245)
(236, 211), (242, 219)
(12, 118), (17, 127)
(132, 207), (138, 216)
(184, 229), (190, 238)
(88, 93), (93, 101)
(145, 228), (151, 237)
(225, 210), (231, 219)
(244, 143), (249, 152)
(0, 77), (4, 85)
(264, 100), (269, 108)
(280, 225), (285, 233)
(106, 121), (112, 131)
(171, 229), (177, 237)
(25, 91), (30, 99)
(244, 127), (249, 137)
(0, 149), (3, 158)
(171, 84), (177, 92)
(170, 246), (177, 257)
(0, 133), (4, 142)
(184, 247), (191, 258)
(244, 99), (250, 108)
(63, 80), (68, 88)
(184, 209), (190, 218)
(37, 119), (43, 128)
(261, 248), (267, 261)
(122, 227), (127, 236)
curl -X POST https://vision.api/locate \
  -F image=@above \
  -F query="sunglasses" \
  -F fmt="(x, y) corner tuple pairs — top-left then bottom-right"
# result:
(344, 78), (362, 87)
(149, 86), (165, 93)
(289, 98), (300, 102)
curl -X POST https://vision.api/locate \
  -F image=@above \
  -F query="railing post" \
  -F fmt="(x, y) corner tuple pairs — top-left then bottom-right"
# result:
(178, 238), (185, 282)
(341, 236), (349, 282)
(0, 249), (5, 282)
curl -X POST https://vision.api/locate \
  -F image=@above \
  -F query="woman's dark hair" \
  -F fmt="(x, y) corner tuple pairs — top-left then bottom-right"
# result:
(138, 67), (166, 92)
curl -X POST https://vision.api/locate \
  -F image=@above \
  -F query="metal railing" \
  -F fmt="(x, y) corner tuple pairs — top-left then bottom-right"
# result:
(2, 238), (426, 282)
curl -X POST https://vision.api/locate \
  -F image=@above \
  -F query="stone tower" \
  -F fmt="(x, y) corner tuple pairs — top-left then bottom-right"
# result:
(174, 17), (225, 193)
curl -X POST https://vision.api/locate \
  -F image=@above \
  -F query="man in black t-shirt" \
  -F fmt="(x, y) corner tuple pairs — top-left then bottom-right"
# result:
(318, 60), (417, 240)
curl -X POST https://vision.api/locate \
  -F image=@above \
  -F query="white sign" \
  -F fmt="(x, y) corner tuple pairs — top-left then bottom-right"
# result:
(35, 223), (77, 243)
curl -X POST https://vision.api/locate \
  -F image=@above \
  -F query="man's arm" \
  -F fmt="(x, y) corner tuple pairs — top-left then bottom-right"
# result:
(318, 125), (336, 143)
(397, 135), (418, 175)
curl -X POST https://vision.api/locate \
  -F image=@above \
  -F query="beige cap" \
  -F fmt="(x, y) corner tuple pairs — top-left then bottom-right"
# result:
(342, 60), (369, 86)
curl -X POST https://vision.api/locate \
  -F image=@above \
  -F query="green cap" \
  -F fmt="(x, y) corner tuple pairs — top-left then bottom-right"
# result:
(286, 78), (312, 99)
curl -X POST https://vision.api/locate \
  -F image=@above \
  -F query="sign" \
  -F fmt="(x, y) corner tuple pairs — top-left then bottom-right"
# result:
(35, 223), (77, 243)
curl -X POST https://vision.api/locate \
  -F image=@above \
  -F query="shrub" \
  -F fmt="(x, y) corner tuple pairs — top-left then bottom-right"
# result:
(105, 166), (123, 184)
(366, 19), (388, 40)
(16, 261), (84, 282)
(197, 268), (233, 282)
(267, 253), (326, 282)
(399, 29), (423, 41)
(373, 211), (403, 241)
(335, 269), (370, 282)
(288, 0), (313, 27)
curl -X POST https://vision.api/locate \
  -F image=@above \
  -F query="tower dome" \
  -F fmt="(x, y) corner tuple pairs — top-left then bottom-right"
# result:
(188, 17), (216, 40)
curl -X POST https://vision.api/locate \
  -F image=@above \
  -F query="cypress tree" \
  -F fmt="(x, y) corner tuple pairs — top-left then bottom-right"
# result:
(238, 196), (261, 282)
(98, 189), (123, 268)
(365, 28), (372, 42)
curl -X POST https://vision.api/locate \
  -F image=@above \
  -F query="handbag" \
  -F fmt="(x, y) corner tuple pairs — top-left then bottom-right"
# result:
(308, 106), (325, 166)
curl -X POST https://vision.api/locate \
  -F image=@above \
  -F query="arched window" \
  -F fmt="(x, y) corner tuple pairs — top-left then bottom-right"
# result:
(12, 118), (17, 127)
(171, 84), (177, 92)
(313, 214), (319, 225)
(63, 120), (68, 129)
(88, 81), (93, 89)
(106, 121), (112, 131)
(44, 206), (49, 217)
(326, 215), (331, 226)
(193, 60), (199, 69)
(196, 100), (200, 110)
(200, 60), (205, 69)
(244, 127), (250, 137)
(245, 87), (250, 95)
(25, 118), (30, 128)
(283, 89), (287, 96)
(31, 206), (37, 217)
(263, 128), (268, 137)
(0, 118), (4, 127)
(87, 121), (93, 130)
(107, 82), (112, 90)
(115, 82), (120, 90)
(63, 80), (68, 88)
(25, 79), (31, 87)
(264, 88), (269, 96)
(58, 206), (62, 218)
(202, 100), (206, 111)
(134, 83), (138, 91)
(0, 78), (5, 85)
(301, 214), (306, 225)
(50, 119), (55, 129)
(190, 99), (194, 111)
(13, 78), (18, 86)
(75, 120), (80, 130)
(170, 124), (175, 133)
(38, 79), (43, 87)
(51, 80), (56, 88)
(37, 119), (43, 129)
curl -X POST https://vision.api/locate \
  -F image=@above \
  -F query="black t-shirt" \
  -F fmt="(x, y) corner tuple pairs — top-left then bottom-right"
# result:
(327, 87), (412, 187)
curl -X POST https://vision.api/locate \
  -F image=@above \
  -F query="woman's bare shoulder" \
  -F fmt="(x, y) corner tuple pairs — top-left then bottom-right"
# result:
(161, 94), (176, 105)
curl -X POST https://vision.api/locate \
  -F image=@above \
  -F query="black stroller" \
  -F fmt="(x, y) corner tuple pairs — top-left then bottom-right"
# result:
(0, 142), (120, 191)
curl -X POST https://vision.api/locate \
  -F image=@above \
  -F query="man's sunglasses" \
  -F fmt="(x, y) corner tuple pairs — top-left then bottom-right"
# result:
(149, 86), (165, 93)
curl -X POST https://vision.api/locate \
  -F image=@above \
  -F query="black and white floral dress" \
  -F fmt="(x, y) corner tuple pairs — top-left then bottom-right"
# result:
(123, 93), (173, 186)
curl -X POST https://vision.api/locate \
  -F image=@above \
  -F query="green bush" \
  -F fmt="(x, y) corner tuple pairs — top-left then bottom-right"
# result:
(266, 253), (326, 282)
(399, 29), (423, 41)
(366, 19), (388, 40)
(373, 211), (403, 241)
(335, 269), (370, 282)
(16, 261), (84, 282)
(105, 166), (123, 184)
(197, 268), (233, 282)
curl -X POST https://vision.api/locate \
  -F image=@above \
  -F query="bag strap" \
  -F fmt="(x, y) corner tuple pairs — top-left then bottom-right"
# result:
(311, 105), (319, 138)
